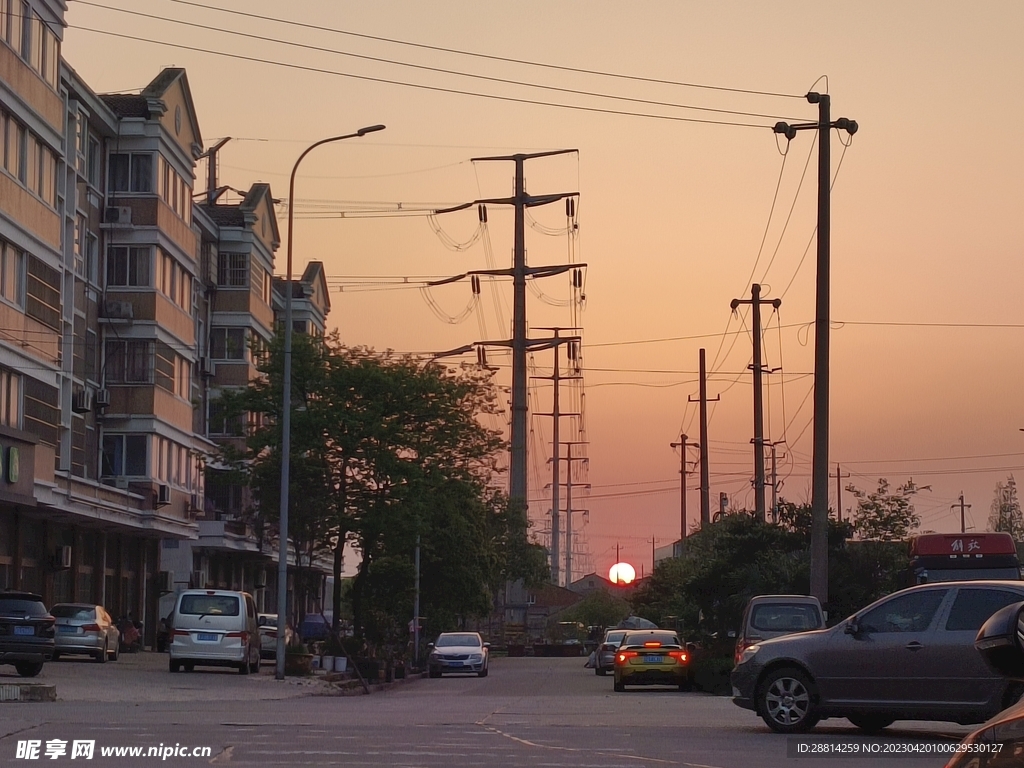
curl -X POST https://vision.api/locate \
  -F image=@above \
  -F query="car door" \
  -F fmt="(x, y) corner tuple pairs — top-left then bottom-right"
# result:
(817, 588), (949, 707)
(928, 587), (1024, 710)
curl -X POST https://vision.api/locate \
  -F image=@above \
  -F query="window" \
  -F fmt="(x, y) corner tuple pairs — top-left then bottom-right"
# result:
(74, 111), (86, 174)
(858, 589), (947, 634)
(210, 327), (246, 360)
(208, 401), (244, 436)
(106, 246), (150, 287)
(108, 153), (153, 193)
(105, 340), (151, 384)
(154, 341), (175, 393)
(0, 240), (22, 305)
(101, 434), (147, 477)
(25, 255), (60, 330)
(85, 232), (98, 284)
(73, 214), (85, 276)
(175, 356), (190, 399)
(0, 368), (20, 428)
(86, 137), (100, 188)
(945, 589), (1024, 632)
(217, 253), (248, 287)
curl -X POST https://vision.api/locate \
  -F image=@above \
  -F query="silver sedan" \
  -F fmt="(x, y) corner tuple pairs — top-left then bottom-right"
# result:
(51, 604), (120, 663)
(427, 632), (490, 677)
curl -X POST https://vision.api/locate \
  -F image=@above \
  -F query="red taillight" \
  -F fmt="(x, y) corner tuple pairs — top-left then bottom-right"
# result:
(668, 650), (688, 663)
(615, 651), (638, 664)
(226, 631), (248, 643)
(734, 641), (749, 664)
(172, 629), (190, 637)
(82, 624), (101, 633)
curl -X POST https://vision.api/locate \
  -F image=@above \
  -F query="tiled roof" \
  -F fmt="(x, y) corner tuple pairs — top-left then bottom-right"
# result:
(199, 205), (245, 227)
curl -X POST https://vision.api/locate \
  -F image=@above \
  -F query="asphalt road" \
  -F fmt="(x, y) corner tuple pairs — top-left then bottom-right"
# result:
(0, 655), (976, 768)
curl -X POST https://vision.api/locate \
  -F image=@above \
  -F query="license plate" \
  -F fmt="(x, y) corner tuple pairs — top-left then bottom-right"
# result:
(14, 625), (35, 636)
(643, 655), (662, 663)
(447, 661), (463, 666)
(196, 632), (218, 642)
(57, 625), (78, 634)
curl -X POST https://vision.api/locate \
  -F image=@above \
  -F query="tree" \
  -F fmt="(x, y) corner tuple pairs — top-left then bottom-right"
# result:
(989, 475), (1024, 539)
(560, 589), (631, 630)
(848, 478), (924, 541)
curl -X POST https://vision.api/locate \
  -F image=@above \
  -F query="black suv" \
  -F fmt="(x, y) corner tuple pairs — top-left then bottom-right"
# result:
(0, 591), (55, 677)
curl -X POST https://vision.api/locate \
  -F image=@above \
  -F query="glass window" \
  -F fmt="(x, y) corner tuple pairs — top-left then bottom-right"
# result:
(435, 634), (482, 648)
(51, 605), (95, 620)
(217, 253), (248, 287)
(178, 594), (240, 617)
(859, 589), (948, 634)
(109, 153), (153, 193)
(210, 327), (247, 361)
(106, 246), (150, 287)
(87, 137), (100, 187)
(28, 11), (41, 73)
(101, 434), (148, 476)
(750, 604), (823, 632)
(945, 589), (1024, 632)
(0, 240), (22, 305)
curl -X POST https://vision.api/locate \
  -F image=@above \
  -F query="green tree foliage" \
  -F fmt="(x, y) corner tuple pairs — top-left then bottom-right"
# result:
(217, 332), (542, 652)
(848, 478), (924, 541)
(989, 475), (1024, 539)
(559, 589), (631, 630)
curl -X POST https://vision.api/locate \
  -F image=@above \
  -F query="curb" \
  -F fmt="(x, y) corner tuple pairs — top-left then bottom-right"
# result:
(0, 683), (57, 703)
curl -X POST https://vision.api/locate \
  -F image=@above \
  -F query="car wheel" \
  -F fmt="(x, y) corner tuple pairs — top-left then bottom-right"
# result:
(678, 680), (692, 692)
(184, 662), (194, 673)
(110, 641), (120, 662)
(249, 648), (260, 674)
(169, 659), (181, 673)
(758, 667), (819, 734)
(51, 652), (61, 661)
(847, 714), (895, 734)
(596, 667), (607, 676)
(15, 662), (43, 678)
(238, 659), (250, 675)
(478, 666), (488, 678)
(428, 667), (441, 678)
(613, 679), (625, 693)
(95, 641), (108, 664)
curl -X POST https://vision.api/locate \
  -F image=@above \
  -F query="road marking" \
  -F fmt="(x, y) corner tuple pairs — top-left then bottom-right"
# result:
(476, 724), (726, 768)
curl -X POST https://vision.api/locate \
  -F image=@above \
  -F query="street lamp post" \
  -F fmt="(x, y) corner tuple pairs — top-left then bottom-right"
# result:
(276, 124), (385, 681)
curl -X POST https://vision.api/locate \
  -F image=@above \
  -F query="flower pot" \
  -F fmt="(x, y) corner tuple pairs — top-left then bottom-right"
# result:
(321, 655), (334, 671)
(333, 656), (347, 673)
(284, 653), (314, 676)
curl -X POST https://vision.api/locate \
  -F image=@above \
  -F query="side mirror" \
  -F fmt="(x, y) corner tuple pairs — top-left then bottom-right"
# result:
(685, 642), (697, 654)
(726, 630), (737, 639)
(844, 620), (860, 635)
(976, 600), (1024, 679)
(426, 642), (434, 649)
(483, 642), (491, 648)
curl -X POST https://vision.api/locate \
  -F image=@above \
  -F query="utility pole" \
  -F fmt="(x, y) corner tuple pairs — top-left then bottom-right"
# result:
(461, 150), (578, 514)
(774, 96), (858, 606)
(829, 464), (851, 522)
(688, 349), (719, 527)
(670, 435), (698, 539)
(651, 536), (657, 572)
(952, 493), (971, 534)
(730, 284), (781, 522)
(533, 328), (582, 585)
(413, 534), (420, 668)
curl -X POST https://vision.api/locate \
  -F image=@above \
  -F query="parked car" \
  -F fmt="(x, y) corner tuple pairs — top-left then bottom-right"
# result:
(613, 629), (690, 692)
(257, 614), (295, 659)
(168, 590), (261, 674)
(734, 595), (825, 664)
(50, 603), (120, 663)
(298, 613), (330, 643)
(945, 599), (1024, 767)
(595, 629), (628, 676)
(427, 632), (489, 677)
(0, 591), (55, 677)
(731, 580), (1024, 733)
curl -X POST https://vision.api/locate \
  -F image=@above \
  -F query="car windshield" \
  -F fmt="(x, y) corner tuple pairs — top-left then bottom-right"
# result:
(750, 604), (822, 632)
(622, 632), (680, 648)
(261, 616), (278, 628)
(178, 595), (240, 616)
(436, 634), (480, 648)
(0, 599), (48, 617)
(51, 605), (96, 620)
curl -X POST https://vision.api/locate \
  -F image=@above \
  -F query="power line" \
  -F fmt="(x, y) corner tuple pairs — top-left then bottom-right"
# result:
(69, 25), (781, 130)
(74, 0), (807, 123)
(161, 0), (806, 100)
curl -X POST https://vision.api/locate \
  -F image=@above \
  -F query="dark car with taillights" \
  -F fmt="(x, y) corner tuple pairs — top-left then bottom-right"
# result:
(0, 591), (56, 677)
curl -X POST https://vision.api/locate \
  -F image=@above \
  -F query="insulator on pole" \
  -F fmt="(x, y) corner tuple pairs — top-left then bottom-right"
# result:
(573, 268), (582, 288)
(566, 197), (575, 218)
(471, 275), (480, 294)
(478, 204), (487, 223)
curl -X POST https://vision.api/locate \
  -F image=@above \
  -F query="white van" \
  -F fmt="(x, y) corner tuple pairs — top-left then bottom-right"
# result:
(168, 590), (261, 674)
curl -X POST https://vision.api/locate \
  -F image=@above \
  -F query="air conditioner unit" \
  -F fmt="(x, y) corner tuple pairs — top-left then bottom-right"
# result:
(101, 300), (134, 321)
(156, 570), (173, 593)
(72, 389), (92, 414)
(156, 483), (171, 507)
(198, 357), (215, 378)
(253, 572), (267, 589)
(114, 476), (130, 490)
(191, 570), (205, 589)
(56, 545), (72, 569)
(94, 389), (111, 408)
(103, 205), (132, 225)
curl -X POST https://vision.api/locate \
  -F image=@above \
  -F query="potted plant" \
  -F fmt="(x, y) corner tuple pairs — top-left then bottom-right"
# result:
(284, 642), (313, 676)
(322, 635), (348, 673)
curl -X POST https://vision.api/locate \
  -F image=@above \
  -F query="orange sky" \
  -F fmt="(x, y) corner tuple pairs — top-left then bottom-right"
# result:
(64, 1), (1024, 580)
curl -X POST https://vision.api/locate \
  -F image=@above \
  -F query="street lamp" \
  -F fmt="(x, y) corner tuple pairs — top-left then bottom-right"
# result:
(276, 124), (385, 681)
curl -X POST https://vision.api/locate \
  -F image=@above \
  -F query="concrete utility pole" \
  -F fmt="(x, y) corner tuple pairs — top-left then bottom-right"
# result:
(532, 328), (582, 585)
(730, 284), (781, 522)
(688, 349), (719, 527)
(774, 95), (858, 606)
(413, 534), (420, 667)
(952, 493), (971, 534)
(670, 435), (698, 539)
(830, 464), (851, 522)
(464, 150), (578, 513)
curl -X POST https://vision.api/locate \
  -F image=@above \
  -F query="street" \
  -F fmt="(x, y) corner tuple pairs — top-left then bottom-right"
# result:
(0, 654), (975, 768)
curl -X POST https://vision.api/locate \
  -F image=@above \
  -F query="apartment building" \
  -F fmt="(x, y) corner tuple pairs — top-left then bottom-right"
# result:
(1, 0), (333, 642)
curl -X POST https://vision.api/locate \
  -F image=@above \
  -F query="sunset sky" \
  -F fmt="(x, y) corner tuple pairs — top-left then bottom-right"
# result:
(63, 1), (1024, 580)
